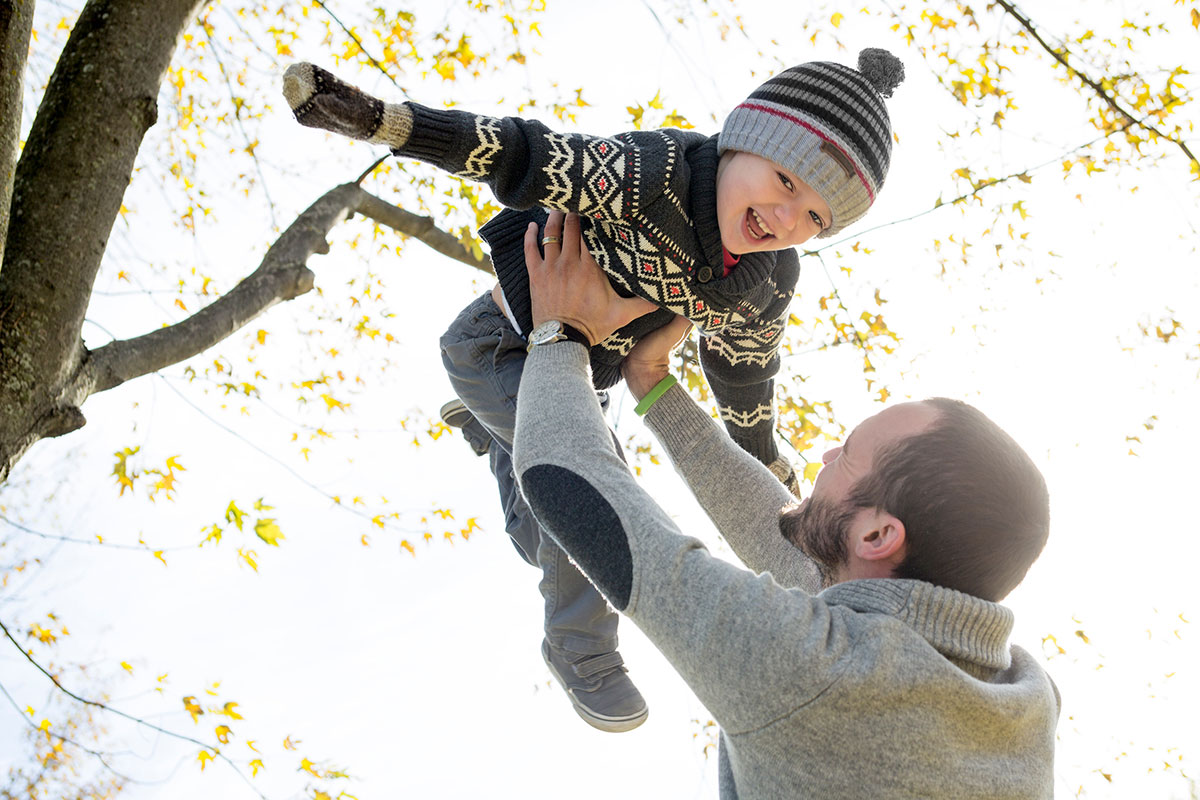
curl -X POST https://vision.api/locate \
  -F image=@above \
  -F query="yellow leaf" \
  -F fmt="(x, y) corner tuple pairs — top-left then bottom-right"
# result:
(802, 461), (822, 483)
(255, 519), (285, 546)
(237, 548), (259, 572)
(300, 757), (321, 777)
(121, 661), (134, 673)
(283, 736), (300, 751)
(225, 501), (246, 531)
(219, 701), (244, 720)
(38, 718), (51, 732)
(183, 696), (204, 723)
(253, 497), (274, 512)
(1192, 7), (1199, 28)
(400, 539), (415, 556)
(831, 12), (844, 27)
(153, 550), (167, 566)
(648, 90), (664, 110)
(215, 724), (232, 744)
(165, 455), (186, 472)
(197, 749), (215, 771)
(249, 758), (265, 776)
(256, 329), (268, 345)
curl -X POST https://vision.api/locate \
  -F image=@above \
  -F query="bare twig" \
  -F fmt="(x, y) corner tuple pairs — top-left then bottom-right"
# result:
(0, 617), (267, 799)
(312, 0), (410, 98)
(993, 0), (1196, 169)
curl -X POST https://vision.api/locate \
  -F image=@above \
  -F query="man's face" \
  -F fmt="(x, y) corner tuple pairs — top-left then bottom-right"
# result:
(715, 151), (831, 255)
(782, 402), (941, 585)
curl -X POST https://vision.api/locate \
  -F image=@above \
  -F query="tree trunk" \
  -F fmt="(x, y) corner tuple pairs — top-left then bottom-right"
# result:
(0, 0), (205, 481)
(0, 0), (36, 270)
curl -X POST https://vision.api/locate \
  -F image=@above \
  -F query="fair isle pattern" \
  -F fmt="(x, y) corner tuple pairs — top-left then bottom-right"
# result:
(578, 138), (629, 218)
(541, 132), (574, 209)
(461, 116), (503, 180)
(388, 103), (799, 475)
(719, 403), (774, 429)
(703, 332), (780, 368)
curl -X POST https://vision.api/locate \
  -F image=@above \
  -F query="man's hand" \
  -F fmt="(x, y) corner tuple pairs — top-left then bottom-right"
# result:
(525, 211), (655, 346)
(622, 316), (692, 400)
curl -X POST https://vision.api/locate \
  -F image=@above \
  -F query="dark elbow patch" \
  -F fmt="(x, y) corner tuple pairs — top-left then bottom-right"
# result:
(521, 464), (633, 611)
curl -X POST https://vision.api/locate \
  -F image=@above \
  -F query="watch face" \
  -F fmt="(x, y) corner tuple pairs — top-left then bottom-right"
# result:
(528, 320), (565, 350)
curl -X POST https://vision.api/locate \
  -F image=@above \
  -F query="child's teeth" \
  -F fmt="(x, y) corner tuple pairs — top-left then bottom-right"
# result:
(752, 210), (773, 237)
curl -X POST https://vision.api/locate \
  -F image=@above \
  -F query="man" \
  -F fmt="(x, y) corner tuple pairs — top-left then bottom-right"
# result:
(512, 210), (1060, 799)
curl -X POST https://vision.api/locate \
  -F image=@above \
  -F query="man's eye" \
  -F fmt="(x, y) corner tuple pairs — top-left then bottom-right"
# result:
(809, 210), (824, 229)
(778, 172), (794, 192)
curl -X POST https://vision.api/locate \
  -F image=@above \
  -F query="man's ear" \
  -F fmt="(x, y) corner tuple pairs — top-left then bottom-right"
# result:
(851, 509), (907, 566)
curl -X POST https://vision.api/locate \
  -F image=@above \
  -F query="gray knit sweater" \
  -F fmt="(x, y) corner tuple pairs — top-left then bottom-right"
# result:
(512, 342), (1060, 799)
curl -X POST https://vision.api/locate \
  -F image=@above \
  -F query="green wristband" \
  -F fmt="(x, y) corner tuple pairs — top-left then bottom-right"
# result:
(634, 374), (677, 417)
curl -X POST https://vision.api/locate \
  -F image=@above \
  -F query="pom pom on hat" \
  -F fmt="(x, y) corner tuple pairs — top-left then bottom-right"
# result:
(857, 48), (906, 98)
(719, 48), (905, 237)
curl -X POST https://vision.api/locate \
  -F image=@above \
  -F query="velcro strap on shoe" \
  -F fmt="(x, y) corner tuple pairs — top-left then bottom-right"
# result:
(572, 651), (625, 679)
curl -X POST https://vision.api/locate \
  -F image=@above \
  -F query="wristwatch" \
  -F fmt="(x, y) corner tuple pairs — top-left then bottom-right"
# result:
(526, 320), (590, 352)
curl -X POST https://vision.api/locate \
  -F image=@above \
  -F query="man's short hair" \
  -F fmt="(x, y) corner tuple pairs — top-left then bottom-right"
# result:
(848, 397), (1049, 602)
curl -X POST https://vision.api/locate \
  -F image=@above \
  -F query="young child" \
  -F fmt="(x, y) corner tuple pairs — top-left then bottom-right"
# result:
(283, 50), (903, 733)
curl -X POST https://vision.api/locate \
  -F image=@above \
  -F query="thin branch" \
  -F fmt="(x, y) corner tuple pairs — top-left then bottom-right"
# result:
(0, 677), (136, 786)
(993, 0), (1197, 169)
(805, 115), (1142, 258)
(0, 514), (195, 553)
(352, 185), (494, 273)
(200, 20), (278, 229)
(0, 617), (267, 800)
(312, 0), (411, 98)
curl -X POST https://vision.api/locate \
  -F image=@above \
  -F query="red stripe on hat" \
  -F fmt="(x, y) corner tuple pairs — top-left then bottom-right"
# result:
(735, 102), (874, 202)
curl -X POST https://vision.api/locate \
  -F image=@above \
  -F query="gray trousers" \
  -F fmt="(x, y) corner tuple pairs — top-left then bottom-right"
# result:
(439, 293), (619, 655)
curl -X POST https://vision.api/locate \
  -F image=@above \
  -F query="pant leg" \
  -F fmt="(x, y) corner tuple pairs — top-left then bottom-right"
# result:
(440, 293), (618, 655)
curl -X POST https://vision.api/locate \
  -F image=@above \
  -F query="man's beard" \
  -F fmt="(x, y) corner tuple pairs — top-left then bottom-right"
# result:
(779, 496), (857, 588)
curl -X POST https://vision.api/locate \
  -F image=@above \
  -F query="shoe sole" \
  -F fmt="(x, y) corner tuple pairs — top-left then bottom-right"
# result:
(542, 647), (649, 733)
(439, 399), (472, 428)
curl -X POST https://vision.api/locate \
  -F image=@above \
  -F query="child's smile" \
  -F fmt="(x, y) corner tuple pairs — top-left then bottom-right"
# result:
(716, 151), (831, 255)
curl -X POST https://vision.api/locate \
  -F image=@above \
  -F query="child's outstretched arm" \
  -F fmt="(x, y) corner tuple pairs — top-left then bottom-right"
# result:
(698, 249), (802, 497)
(283, 63), (676, 224)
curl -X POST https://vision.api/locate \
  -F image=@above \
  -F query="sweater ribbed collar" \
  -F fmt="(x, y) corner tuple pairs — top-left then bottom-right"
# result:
(688, 135), (778, 294)
(821, 579), (1015, 676)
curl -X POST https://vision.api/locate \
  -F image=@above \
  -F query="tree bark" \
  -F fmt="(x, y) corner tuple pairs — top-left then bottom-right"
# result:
(0, 0), (36, 270)
(0, 0), (204, 480)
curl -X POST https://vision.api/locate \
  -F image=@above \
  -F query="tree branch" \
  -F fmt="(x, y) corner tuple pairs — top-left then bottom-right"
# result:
(81, 182), (490, 397)
(0, 0), (36, 271)
(993, 0), (1197, 170)
(352, 186), (494, 274)
(0, 617), (267, 799)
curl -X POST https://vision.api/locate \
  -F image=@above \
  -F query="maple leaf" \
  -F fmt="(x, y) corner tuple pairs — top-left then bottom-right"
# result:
(249, 758), (265, 776)
(255, 519), (285, 546)
(215, 724), (232, 744)
(197, 749), (215, 771)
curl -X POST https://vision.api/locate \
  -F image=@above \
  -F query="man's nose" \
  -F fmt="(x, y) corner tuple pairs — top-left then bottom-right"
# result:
(822, 446), (842, 465)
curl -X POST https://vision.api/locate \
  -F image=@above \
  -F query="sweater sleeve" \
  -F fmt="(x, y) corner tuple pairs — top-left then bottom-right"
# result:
(644, 382), (820, 591)
(512, 343), (843, 734)
(698, 250), (800, 488)
(391, 103), (674, 223)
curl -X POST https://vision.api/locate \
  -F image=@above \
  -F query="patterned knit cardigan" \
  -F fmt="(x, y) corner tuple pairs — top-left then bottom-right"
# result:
(393, 102), (800, 478)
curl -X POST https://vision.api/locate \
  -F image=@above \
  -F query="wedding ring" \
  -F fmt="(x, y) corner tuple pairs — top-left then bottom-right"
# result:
(540, 235), (561, 246)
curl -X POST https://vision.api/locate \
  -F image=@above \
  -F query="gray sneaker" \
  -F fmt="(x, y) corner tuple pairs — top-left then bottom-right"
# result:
(542, 639), (649, 733)
(439, 399), (490, 456)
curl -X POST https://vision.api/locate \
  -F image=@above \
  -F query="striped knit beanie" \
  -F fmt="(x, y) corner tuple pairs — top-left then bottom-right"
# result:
(719, 49), (905, 237)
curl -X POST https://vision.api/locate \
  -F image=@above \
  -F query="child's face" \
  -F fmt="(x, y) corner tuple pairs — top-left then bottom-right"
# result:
(715, 151), (831, 255)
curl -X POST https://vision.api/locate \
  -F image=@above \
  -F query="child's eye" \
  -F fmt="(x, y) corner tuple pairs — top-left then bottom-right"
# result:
(809, 210), (825, 229)
(777, 172), (795, 192)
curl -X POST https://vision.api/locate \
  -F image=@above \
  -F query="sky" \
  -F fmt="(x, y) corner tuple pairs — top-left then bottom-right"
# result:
(2, 1), (1198, 798)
